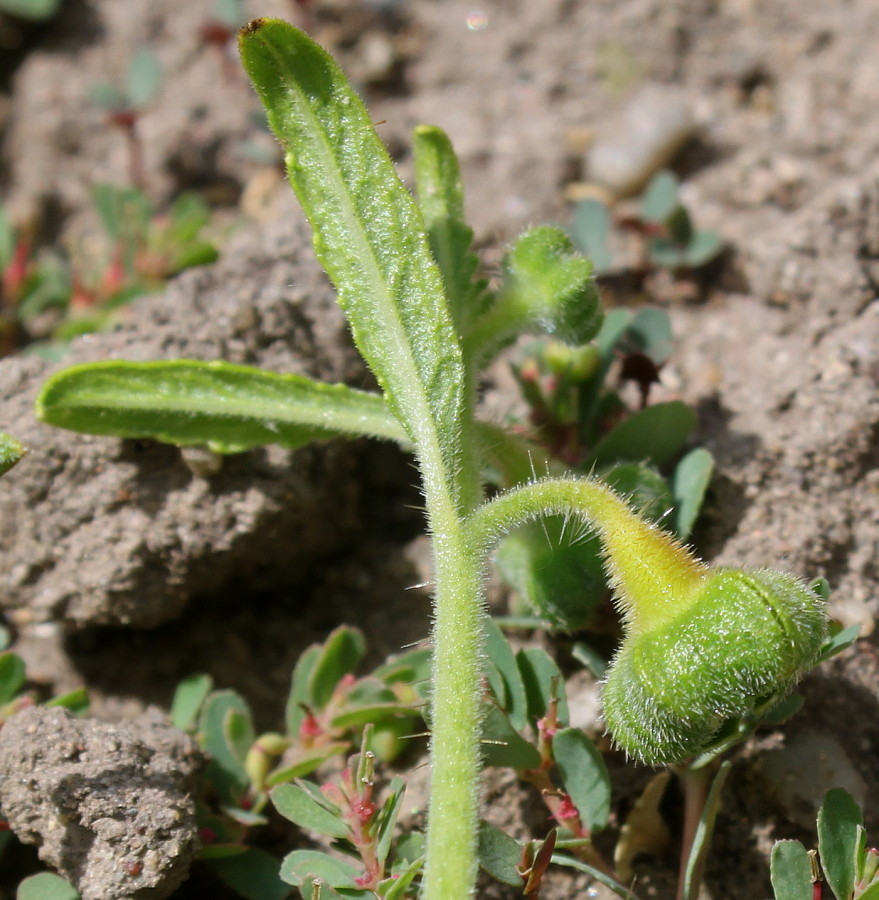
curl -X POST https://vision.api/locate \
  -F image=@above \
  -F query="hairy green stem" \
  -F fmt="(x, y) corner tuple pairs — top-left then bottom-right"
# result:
(467, 476), (708, 634)
(419, 421), (485, 900)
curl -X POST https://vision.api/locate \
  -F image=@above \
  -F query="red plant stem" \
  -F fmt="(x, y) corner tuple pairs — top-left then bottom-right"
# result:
(676, 764), (712, 900)
(520, 767), (617, 879)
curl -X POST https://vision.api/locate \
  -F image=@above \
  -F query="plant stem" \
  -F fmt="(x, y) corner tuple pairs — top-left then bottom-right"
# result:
(422, 519), (485, 899)
(467, 477), (707, 633)
(676, 764), (711, 900)
(419, 357), (484, 899)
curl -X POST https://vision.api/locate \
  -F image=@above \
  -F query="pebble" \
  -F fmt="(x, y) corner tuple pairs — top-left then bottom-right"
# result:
(586, 84), (698, 198)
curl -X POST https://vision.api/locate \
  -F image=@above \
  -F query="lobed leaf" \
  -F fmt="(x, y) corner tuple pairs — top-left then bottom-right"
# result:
(240, 19), (465, 483)
(36, 360), (405, 454)
(413, 124), (483, 328)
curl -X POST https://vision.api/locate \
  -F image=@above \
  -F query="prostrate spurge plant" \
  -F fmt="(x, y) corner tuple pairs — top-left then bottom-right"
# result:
(35, 19), (831, 899)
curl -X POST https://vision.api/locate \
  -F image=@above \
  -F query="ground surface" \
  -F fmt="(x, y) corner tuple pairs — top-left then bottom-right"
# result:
(1, 1), (879, 898)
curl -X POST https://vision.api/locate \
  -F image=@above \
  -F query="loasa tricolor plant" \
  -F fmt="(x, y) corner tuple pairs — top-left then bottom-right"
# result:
(34, 19), (830, 899)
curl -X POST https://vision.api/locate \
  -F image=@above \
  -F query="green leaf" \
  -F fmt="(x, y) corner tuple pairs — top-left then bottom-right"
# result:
(375, 776), (406, 867)
(818, 622), (859, 664)
(0, 652), (25, 704)
(570, 199), (613, 273)
(495, 517), (606, 632)
(308, 625), (366, 710)
(480, 703), (541, 770)
(265, 743), (349, 785)
(16, 873), (80, 900)
(126, 47), (163, 109)
(371, 647), (433, 688)
(552, 728), (610, 832)
(225, 709), (255, 769)
(0, 0), (62, 21)
(240, 20), (465, 483)
(171, 674), (213, 731)
(36, 360), (406, 453)
(271, 783), (349, 839)
(171, 242), (220, 274)
(200, 691), (252, 799)
(383, 855), (424, 900)
(587, 400), (696, 468)
(620, 307), (674, 365)
(758, 692), (804, 726)
(770, 841), (813, 900)
(684, 229), (723, 267)
(279, 850), (360, 888)
(483, 618), (528, 731)
(672, 448), (714, 539)
(641, 171), (680, 224)
(412, 124), (483, 328)
(204, 848), (291, 900)
(0, 206), (14, 268)
(603, 462), (674, 522)
(477, 821), (523, 887)
(516, 647), (569, 727)
(44, 688), (89, 715)
(286, 645), (322, 737)
(329, 703), (420, 730)
(818, 788), (862, 900)
(0, 432), (26, 476)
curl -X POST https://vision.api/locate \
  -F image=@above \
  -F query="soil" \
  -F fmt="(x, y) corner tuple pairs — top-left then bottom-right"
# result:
(1, 1), (879, 899)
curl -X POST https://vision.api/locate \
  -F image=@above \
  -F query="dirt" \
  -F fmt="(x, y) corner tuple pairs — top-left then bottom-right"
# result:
(1, 1), (879, 899)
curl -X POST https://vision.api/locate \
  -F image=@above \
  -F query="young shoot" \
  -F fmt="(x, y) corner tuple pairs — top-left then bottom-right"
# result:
(34, 19), (832, 900)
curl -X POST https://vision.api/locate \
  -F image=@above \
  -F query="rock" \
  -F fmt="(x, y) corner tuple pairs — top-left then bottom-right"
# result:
(0, 705), (203, 900)
(0, 204), (390, 628)
(753, 729), (867, 830)
(586, 84), (698, 198)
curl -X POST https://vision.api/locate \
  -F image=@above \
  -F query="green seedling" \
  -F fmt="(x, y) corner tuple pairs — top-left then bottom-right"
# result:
(0, 188), (218, 351)
(89, 48), (163, 189)
(35, 20), (835, 900)
(572, 170), (724, 275)
(772, 789), (879, 900)
(171, 627), (429, 899)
